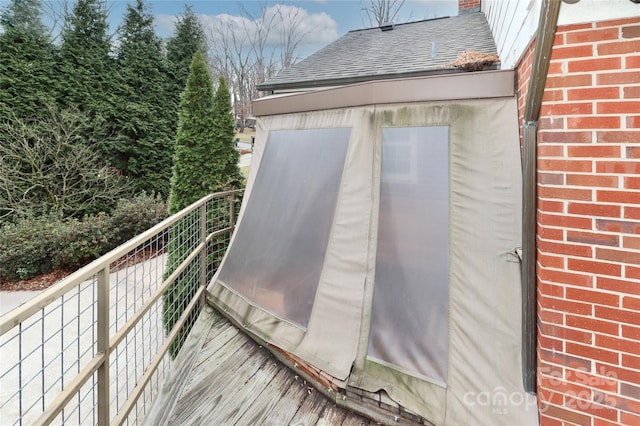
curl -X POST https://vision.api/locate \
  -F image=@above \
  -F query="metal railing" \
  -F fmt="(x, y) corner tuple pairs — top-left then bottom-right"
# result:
(0, 190), (242, 425)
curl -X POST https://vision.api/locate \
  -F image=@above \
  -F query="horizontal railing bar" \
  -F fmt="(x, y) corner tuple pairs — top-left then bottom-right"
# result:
(0, 189), (242, 336)
(111, 285), (206, 426)
(205, 225), (234, 244)
(109, 241), (205, 350)
(33, 352), (107, 426)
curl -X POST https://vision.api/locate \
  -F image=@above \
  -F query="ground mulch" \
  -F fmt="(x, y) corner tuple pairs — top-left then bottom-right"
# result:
(0, 270), (73, 292)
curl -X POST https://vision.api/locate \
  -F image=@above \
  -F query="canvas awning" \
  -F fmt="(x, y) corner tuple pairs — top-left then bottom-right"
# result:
(208, 70), (538, 425)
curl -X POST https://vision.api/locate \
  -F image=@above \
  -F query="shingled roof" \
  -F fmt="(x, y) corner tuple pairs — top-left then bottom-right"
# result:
(258, 12), (498, 92)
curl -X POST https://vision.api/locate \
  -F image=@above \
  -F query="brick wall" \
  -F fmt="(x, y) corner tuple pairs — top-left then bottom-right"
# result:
(458, 0), (481, 14)
(517, 16), (640, 426)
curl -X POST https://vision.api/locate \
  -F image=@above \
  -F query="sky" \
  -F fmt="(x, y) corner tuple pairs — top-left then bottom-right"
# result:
(67, 1), (459, 56)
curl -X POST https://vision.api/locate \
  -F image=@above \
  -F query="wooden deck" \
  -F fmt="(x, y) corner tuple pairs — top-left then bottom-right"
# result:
(145, 306), (373, 426)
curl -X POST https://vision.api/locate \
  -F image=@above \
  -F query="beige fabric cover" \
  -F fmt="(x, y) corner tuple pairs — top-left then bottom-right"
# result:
(208, 85), (538, 425)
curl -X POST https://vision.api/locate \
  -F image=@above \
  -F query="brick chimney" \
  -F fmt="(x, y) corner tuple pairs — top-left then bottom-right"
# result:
(459, 0), (481, 14)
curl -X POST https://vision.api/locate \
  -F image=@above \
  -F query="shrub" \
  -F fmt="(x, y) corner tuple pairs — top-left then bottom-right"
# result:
(0, 195), (168, 282)
(0, 217), (58, 281)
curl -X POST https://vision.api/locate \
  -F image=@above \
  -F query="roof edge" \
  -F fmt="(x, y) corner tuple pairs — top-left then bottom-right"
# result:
(253, 69), (516, 117)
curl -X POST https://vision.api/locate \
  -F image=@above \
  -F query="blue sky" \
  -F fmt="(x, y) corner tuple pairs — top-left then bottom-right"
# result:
(97, 1), (457, 54)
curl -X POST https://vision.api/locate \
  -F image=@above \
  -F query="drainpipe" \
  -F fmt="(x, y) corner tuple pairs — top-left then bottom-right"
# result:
(521, 0), (562, 394)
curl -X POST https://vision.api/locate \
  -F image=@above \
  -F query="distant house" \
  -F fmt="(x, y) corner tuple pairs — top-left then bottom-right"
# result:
(207, 1), (640, 425)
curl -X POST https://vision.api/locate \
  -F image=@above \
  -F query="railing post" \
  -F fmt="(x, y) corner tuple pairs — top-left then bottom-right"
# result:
(199, 202), (207, 306)
(97, 266), (110, 425)
(230, 192), (236, 229)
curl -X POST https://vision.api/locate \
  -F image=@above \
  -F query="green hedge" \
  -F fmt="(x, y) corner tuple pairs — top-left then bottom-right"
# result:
(0, 194), (168, 282)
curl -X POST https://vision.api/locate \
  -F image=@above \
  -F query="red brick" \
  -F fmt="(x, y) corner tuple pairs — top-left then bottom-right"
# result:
(567, 230), (619, 247)
(625, 176), (640, 189)
(563, 397), (618, 422)
(550, 45), (594, 61)
(625, 206), (640, 219)
(540, 199), (565, 213)
(540, 333), (565, 351)
(627, 115), (640, 127)
(597, 364), (640, 387)
(568, 258), (622, 277)
(540, 172), (564, 185)
(622, 353), (640, 370)
(568, 116), (621, 130)
(622, 24), (640, 38)
(541, 348), (592, 371)
(566, 28), (620, 44)
(569, 57), (622, 73)
(538, 212), (593, 229)
(622, 295), (640, 310)
(627, 146), (640, 158)
(541, 295), (593, 315)
(547, 73), (593, 88)
(569, 145), (620, 158)
(539, 252), (565, 269)
(539, 307), (565, 325)
(596, 218), (640, 233)
(627, 265), (640, 280)
(627, 54), (640, 69)
(596, 305), (640, 326)
(597, 247), (640, 265)
(542, 102), (593, 116)
(597, 276), (640, 296)
(539, 401), (591, 426)
(564, 22), (595, 31)
(596, 161), (640, 174)
(566, 314), (619, 336)
(538, 240), (593, 259)
(598, 71), (640, 85)
(539, 187), (593, 202)
(567, 86), (620, 101)
(623, 235), (640, 250)
(568, 202), (621, 218)
(566, 367), (619, 393)
(621, 382), (640, 401)
(597, 101), (640, 114)
(538, 144), (565, 158)
(622, 324), (640, 340)
(597, 335), (640, 357)
(597, 40), (640, 55)
(540, 282), (565, 298)
(539, 159), (593, 172)
(543, 89), (565, 102)
(539, 225), (565, 241)
(597, 190), (640, 204)
(540, 116), (565, 130)
(566, 287), (620, 307)
(597, 130), (640, 143)
(596, 17), (640, 28)
(539, 268), (594, 287)
(593, 418), (619, 426)
(624, 86), (640, 98)
(567, 174), (618, 188)
(622, 412), (640, 425)
(547, 61), (564, 75)
(539, 131), (593, 143)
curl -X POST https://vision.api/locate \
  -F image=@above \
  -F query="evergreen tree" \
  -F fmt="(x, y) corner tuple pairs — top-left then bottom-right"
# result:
(112, 0), (173, 196)
(58, 0), (118, 158)
(168, 52), (243, 214)
(166, 5), (207, 133)
(0, 0), (59, 119)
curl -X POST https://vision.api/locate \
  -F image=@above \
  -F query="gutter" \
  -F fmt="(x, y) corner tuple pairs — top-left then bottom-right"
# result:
(521, 0), (561, 394)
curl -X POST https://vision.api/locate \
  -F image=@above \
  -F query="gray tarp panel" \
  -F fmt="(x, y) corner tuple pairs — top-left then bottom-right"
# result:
(209, 81), (538, 425)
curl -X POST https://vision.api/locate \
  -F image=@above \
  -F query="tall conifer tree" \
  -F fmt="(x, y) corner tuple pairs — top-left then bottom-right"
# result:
(113, 0), (172, 196)
(59, 0), (118, 158)
(0, 0), (58, 119)
(166, 6), (207, 133)
(168, 52), (243, 214)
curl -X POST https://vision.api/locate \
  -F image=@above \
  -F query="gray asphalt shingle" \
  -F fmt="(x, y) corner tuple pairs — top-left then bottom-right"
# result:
(258, 12), (497, 92)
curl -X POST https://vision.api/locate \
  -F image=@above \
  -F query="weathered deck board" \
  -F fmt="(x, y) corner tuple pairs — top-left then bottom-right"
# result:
(152, 306), (370, 425)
